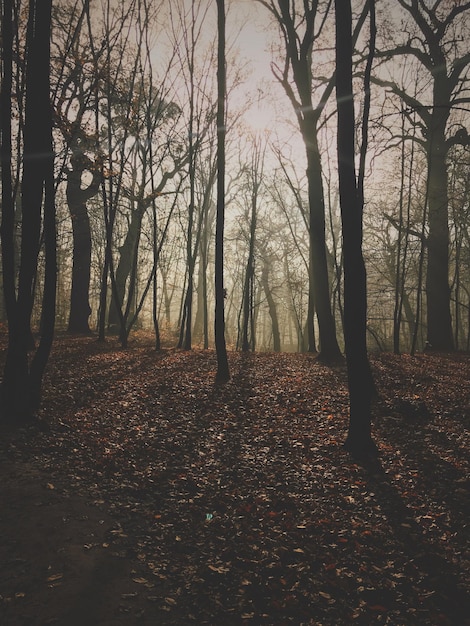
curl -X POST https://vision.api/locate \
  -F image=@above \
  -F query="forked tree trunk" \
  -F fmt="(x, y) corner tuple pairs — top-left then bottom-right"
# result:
(107, 204), (144, 332)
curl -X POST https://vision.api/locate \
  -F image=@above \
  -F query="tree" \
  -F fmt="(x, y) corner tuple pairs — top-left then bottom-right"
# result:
(373, 1), (470, 351)
(93, 0), (156, 346)
(260, 258), (281, 352)
(1, 0), (14, 338)
(257, 0), (344, 362)
(193, 160), (217, 349)
(268, 150), (311, 351)
(448, 146), (470, 348)
(106, 87), (187, 343)
(335, 0), (376, 457)
(66, 149), (101, 334)
(392, 103), (418, 353)
(52, 1), (103, 334)
(1, 0), (56, 422)
(215, 0), (230, 382)
(237, 133), (268, 352)
(167, 0), (218, 352)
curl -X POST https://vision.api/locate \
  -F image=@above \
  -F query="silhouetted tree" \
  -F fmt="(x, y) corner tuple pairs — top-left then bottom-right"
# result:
(52, 1), (102, 334)
(1, 0), (56, 422)
(215, 0), (230, 382)
(335, 0), (377, 457)
(374, 1), (470, 350)
(257, 0), (345, 362)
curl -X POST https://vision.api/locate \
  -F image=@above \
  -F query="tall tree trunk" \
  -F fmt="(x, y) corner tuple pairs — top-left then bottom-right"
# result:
(97, 254), (109, 342)
(393, 108), (408, 354)
(193, 255), (204, 342)
(335, 0), (376, 458)
(426, 102), (454, 350)
(241, 260), (254, 351)
(30, 135), (56, 411)
(1, 0), (15, 328)
(303, 127), (341, 362)
(152, 200), (161, 350)
(214, 0), (229, 382)
(241, 198), (257, 352)
(261, 0), (346, 362)
(194, 211), (211, 349)
(1, 0), (55, 422)
(66, 152), (100, 334)
(372, 3), (470, 351)
(107, 204), (144, 331)
(261, 265), (281, 352)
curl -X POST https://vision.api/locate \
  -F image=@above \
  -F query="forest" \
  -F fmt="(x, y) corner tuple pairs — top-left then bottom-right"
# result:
(0, 0), (469, 624)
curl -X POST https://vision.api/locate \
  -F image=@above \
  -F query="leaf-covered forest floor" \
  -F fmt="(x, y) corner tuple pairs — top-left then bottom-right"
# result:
(0, 334), (469, 625)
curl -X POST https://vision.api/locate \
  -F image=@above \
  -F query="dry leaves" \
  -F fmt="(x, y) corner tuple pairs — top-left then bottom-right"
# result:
(2, 335), (469, 624)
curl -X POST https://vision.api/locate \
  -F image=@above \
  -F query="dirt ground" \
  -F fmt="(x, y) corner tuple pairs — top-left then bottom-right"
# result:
(1, 337), (469, 625)
(0, 457), (162, 625)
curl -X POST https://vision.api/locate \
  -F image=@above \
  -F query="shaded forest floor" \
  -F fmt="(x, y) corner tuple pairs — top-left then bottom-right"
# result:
(0, 335), (469, 625)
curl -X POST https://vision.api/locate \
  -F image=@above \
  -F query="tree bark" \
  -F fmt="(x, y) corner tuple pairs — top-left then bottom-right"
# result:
(241, 199), (257, 352)
(1, 0), (55, 422)
(66, 152), (100, 334)
(267, 0), (342, 362)
(425, 98), (454, 350)
(335, 0), (376, 458)
(107, 204), (144, 331)
(261, 265), (281, 352)
(303, 126), (341, 361)
(1, 0), (15, 327)
(372, 3), (470, 351)
(215, 0), (230, 382)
